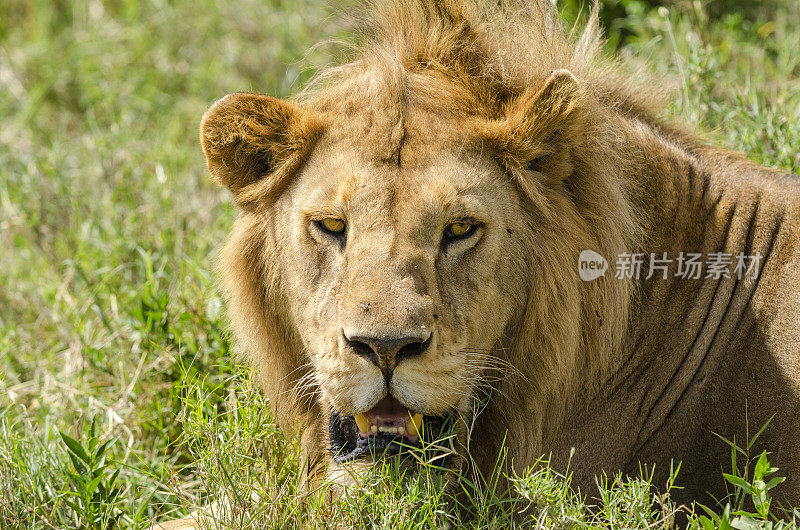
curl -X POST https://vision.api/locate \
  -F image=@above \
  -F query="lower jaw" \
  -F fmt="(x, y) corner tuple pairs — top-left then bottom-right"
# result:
(328, 411), (456, 465)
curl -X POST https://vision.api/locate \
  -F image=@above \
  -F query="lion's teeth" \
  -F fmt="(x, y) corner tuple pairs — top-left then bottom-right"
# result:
(354, 413), (370, 433)
(407, 413), (423, 437)
(374, 425), (406, 435)
(362, 417), (422, 437)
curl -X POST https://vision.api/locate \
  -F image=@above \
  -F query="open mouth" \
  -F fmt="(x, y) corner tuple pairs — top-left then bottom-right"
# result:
(329, 395), (453, 464)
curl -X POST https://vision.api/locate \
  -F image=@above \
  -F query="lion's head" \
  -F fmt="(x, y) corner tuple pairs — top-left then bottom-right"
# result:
(200, 0), (641, 477)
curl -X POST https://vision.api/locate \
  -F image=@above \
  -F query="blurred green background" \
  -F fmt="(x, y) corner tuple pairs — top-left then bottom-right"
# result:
(0, 0), (798, 527)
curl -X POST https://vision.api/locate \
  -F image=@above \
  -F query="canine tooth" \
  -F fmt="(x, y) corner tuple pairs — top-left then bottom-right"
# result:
(407, 413), (423, 437)
(354, 414), (370, 433)
(371, 425), (378, 434)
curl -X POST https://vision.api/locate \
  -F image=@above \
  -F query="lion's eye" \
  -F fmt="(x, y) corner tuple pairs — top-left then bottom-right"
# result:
(316, 218), (346, 236)
(444, 221), (478, 241)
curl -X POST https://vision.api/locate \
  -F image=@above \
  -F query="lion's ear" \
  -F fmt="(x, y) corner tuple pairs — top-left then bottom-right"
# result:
(488, 69), (586, 178)
(200, 93), (320, 200)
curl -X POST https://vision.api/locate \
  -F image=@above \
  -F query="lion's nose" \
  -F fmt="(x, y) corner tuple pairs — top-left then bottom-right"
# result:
(343, 330), (432, 372)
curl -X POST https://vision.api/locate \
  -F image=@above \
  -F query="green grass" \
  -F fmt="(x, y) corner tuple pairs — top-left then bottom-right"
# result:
(0, 0), (798, 528)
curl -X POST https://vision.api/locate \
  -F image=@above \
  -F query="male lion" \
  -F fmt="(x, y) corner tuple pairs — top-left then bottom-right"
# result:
(200, 0), (799, 513)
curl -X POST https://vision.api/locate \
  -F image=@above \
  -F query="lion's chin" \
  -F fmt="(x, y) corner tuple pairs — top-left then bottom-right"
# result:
(329, 395), (454, 464)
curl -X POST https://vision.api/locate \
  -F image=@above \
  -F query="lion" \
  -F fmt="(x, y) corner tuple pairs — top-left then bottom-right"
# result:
(197, 0), (800, 515)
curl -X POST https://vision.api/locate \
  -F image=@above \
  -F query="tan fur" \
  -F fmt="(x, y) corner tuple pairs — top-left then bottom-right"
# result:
(199, 0), (800, 510)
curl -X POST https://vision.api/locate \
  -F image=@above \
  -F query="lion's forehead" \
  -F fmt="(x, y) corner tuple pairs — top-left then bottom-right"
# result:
(316, 94), (474, 158)
(279, 100), (524, 263)
(297, 129), (507, 210)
